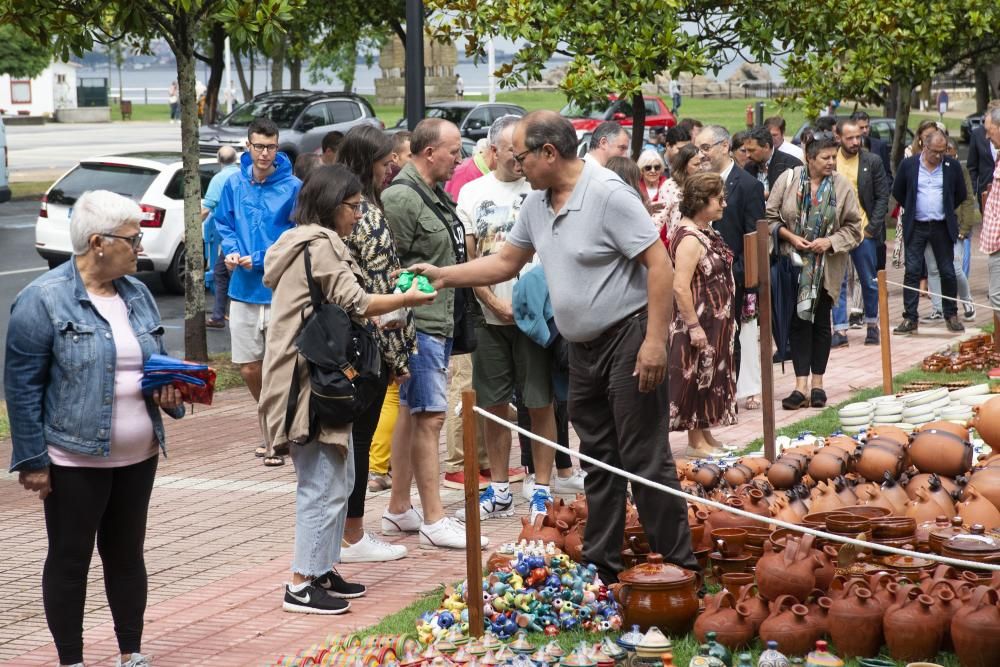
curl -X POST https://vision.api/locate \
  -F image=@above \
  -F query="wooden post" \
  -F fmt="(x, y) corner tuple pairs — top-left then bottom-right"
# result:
(877, 270), (893, 394)
(461, 389), (484, 638)
(751, 222), (776, 462)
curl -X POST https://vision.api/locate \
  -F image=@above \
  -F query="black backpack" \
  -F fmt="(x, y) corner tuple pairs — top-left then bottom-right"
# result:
(285, 245), (382, 438)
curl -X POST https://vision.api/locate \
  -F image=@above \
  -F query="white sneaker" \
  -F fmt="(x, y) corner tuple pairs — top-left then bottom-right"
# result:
(419, 517), (489, 549)
(529, 489), (553, 524)
(553, 469), (586, 495)
(456, 486), (515, 521)
(521, 473), (536, 500)
(341, 531), (408, 562)
(117, 654), (151, 667)
(381, 506), (423, 535)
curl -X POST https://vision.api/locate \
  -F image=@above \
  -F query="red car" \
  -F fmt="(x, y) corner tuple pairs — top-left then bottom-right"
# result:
(560, 95), (677, 136)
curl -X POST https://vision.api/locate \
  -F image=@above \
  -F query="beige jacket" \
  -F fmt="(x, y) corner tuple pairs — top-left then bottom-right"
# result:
(259, 225), (373, 455)
(766, 167), (863, 301)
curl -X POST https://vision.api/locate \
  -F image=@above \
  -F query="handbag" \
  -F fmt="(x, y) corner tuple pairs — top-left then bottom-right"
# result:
(286, 245), (382, 437)
(385, 180), (481, 354)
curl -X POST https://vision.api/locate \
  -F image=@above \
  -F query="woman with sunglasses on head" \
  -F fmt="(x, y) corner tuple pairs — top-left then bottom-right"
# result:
(259, 164), (436, 615)
(6, 190), (185, 667)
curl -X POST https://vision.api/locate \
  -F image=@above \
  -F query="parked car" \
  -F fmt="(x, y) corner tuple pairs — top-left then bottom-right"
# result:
(0, 117), (10, 204)
(199, 90), (382, 161)
(792, 117), (913, 148)
(560, 95), (677, 138)
(388, 102), (526, 141)
(35, 153), (221, 294)
(961, 113), (984, 144)
(576, 128), (633, 158)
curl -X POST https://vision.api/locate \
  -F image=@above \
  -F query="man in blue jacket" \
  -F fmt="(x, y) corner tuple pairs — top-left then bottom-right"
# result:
(891, 129), (967, 335)
(213, 117), (301, 465)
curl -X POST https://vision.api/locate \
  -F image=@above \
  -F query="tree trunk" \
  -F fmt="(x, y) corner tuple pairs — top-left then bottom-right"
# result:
(891, 81), (912, 172)
(630, 92), (646, 161)
(289, 55), (302, 90)
(202, 23), (226, 125)
(884, 81), (898, 119)
(975, 66), (990, 114)
(174, 21), (208, 362)
(234, 50), (252, 102)
(270, 39), (285, 91)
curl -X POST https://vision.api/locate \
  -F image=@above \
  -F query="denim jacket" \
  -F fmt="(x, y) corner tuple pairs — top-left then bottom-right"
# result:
(4, 260), (184, 472)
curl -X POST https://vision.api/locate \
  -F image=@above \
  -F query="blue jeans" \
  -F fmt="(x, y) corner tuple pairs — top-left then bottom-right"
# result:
(399, 331), (453, 414)
(964, 235), (972, 277)
(832, 237), (879, 332)
(927, 240), (972, 313)
(289, 439), (353, 577)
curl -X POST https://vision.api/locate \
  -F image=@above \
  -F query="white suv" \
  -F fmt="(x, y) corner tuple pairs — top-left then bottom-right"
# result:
(35, 153), (221, 294)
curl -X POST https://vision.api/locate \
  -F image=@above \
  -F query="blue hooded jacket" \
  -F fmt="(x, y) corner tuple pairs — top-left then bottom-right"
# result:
(213, 151), (301, 304)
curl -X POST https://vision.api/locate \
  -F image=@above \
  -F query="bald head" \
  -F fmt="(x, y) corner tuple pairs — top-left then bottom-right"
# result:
(519, 110), (579, 159)
(217, 145), (237, 165)
(410, 117), (463, 184)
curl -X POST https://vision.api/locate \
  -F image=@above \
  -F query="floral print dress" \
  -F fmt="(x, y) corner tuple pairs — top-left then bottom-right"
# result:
(667, 224), (738, 431)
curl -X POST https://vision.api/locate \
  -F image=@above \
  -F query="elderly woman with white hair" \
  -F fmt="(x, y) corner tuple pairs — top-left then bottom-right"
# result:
(636, 149), (675, 230)
(5, 190), (183, 667)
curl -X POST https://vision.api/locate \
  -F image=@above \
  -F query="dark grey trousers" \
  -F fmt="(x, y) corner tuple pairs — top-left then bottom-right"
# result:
(569, 311), (698, 583)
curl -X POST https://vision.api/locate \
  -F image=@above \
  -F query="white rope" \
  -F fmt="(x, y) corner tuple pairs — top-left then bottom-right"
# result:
(883, 278), (994, 313)
(474, 406), (1000, 572)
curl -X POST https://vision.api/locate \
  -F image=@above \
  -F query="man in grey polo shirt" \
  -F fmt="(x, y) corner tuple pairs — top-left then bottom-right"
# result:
(409, 110), (697, 583)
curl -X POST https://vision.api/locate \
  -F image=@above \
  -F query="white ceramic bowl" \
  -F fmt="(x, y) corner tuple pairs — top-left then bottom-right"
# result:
(840, 414), (873, 427)
(874, 403), (905, 416)
(904, 388), (949, 406)
(839, 402), (874, 419)
(950, 383), (990, 398)
(872, 414), (904, 424)
(961, 395), (995, 406)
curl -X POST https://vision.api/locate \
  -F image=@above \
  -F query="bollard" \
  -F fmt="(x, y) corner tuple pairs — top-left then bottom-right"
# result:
(461, 389), (484, 637)
(878, 270), (893, 394)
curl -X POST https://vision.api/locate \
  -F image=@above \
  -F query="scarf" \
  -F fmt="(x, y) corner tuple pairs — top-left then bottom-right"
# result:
(792, 169), (837, 321)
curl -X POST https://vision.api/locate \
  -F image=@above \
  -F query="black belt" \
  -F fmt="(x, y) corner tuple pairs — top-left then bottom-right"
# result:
(578, 307), (647, 350)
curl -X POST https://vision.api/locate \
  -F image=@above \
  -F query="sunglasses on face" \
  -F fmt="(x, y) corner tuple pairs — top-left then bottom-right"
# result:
(642, 165), (662, 172)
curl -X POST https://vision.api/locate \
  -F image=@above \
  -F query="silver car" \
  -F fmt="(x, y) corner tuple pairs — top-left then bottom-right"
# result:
(199, 90), (382, 161)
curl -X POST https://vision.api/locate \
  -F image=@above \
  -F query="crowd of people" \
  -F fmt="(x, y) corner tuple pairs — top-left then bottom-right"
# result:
(6, 100), (1000, 661)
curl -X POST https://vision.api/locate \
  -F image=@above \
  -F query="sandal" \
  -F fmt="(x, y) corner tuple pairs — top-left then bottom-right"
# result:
(263, 455), (285, 467)
(810, 388), (827, 408)
(781, 390), (809, 410)
(744, 395), (761, 410)
(254, 445), (267, 458)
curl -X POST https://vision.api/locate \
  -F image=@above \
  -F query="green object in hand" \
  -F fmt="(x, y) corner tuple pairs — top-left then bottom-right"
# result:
(396, 271), (435, 294)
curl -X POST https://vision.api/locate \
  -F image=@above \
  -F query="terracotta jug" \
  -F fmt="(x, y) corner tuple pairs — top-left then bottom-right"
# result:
(809, 480), (845, 514)
(951, 586), (1000, 667)
(867, 571), (897, 610)
(923, 474), (959, 517)
(966, 467), (1000, 510)
(693, 590), (755, 650)
(879, 472), (911, 514)
(969, 396), (1000, 449)
(570, 493), (588, 522)
(856, 485), (898, 514)
(692, 463), (723, 489)
(563, 522), (584, 562)
(906, 472), (962, 500)
(767, 461), (802, 490)
(705, 498), (758, 534)
(755, 533), (822, 602)
(866, 425), (909, 448)
(737, 456), (770, 476)
(533, 514), (567, 548)
(906, 488), (951, 524)
(927, 583), (960, 650)
(833, 476), (858, 506)
(883, 590), (944, 662)
(814, 545), (840, 592)
(517, 515), (540, 542)
(758, 594), (817, 656)
(956, 484), (1000, 530)
(723, 464), (755, 488)
(806, 593), (832, 641)
(807, 452), (847, 482)
(547, 498), (577, 527)
(741, 488), (772, 517)
(854, 442), (906, 482)
(827, 581), (884, 658)
(735, 583), (769, 633)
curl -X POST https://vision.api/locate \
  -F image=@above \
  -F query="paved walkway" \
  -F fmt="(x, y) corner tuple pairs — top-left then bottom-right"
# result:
(0, 258), (994, 666)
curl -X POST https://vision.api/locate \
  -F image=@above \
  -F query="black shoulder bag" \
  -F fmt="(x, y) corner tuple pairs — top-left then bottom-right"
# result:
(385, 180), (481, 354)
(285, 245), (382, 438)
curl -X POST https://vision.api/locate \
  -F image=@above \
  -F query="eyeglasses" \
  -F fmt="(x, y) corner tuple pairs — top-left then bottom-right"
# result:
(102, 232), (143, 251)
(642, 165), (663, 172)
(513, 147), (538, 166)
(340, 201), (363, 213)
(249, 143), (279, 153)
(697, 139), (725, 153)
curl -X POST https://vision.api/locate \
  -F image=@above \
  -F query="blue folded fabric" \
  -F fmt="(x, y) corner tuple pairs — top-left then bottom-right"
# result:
(141, 354), (209, 393)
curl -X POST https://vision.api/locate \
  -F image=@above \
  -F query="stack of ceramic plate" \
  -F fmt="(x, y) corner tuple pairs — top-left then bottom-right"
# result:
(951, 383), (990, 408)
(940, 403), (973, 424)
(838, 401), (874, 434)
(871, 397), (905, 425)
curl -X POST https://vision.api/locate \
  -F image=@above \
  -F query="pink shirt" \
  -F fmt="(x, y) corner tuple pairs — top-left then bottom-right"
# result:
(48, 292), (157, 468)
(444, 154), (490, 201)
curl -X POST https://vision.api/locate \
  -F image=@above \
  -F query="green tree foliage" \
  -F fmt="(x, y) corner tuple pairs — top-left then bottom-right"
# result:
(0, 24), (52, 78)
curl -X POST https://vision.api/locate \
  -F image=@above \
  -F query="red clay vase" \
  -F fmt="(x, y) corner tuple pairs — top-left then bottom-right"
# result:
(827, 581), (884, 658)
(693, 589), (755, 650)
(759, 594), (817, 656)
(951, 585), (1000, 667)
(755, 534), (822, 602)
(883, 590), (944, 662)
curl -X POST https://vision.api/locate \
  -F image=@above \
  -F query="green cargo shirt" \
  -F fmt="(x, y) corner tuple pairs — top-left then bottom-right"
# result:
(383, 161), (461, 337)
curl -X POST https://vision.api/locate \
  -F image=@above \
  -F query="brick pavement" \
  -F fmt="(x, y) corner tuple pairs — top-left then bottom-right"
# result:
(0, 258), (994, 666)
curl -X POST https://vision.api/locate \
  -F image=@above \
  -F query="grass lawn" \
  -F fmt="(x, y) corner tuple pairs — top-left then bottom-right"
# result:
(9, 181), (51, 201)
(0, 403), (7, 441)
(210, 352), (245, 392)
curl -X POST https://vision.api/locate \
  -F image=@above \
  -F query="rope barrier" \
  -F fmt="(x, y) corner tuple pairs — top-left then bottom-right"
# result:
(473, 406), (1000, 572)
(883, 278), (993, 313)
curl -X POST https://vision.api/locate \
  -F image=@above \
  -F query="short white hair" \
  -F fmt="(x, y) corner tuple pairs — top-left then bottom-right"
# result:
(70, 190), (142, 255)
(475, 138), (490, 156)
(637, 149), (664, 169)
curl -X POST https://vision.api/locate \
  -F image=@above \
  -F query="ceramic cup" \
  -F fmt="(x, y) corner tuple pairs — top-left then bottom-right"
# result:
(711, 527), (747, 558)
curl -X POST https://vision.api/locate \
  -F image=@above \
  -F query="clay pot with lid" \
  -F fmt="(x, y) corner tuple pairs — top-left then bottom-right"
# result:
(883, 589), (945, 662)
(854, 442), (906, 482)
(755, 533), (822, 602)
(941, 524), (1000, 563)
(969, 396), (1000, 449)
(951, 586), (1000, 667)
(758, 594), (818, 656)
(928, 516), (967, 554)
(957, 484), (1000, 530)
(693, 589), (755, 650)
(609, 553), (699, 633)
(828, 581), (885, 658)
(909, 428), (974, 477)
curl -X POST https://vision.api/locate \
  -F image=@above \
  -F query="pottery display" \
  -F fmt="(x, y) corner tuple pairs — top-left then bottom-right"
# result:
(755, 534), (821, 603)
(951, 586), (1000, 667)
(956, 485), (1000, 530)
(693, 590), (755, 650)
(758, 595), (818, 657)
(611, 553), (699, 634)
(909, 428), (974, 477)
(970, 396), (1000, 448)
(966, 467), (1000, 510)
(854, 442), (906, 482)
(882, 590), (944, 662)
(827, 581), (884, 658)
(711, 528), (747, 558)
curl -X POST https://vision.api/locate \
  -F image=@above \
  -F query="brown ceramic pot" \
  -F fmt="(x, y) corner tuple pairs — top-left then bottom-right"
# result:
(723, 464), (755, 488)
(966, 467), (1000, 510)
(740, 488), (772, 517)
(906, 488), (952, 524)
(693, 590), (755, 650)
(828, 581), (885, 658)
(711, 528), (747, 558)
(570, 494), (588, 522)
(970, 396), (1000, 449)
(809, 480), (846, 514)
(865, 425), (910, 448)
(941, 524), (1000, 563)
(814, 544), (840, 592)
(956, 485), (1000, 530)
(906, 472), (963, 500)
(910, 428), (974, 477)
(928, 516), (968, 554)
(564, 523), (584, 562)
(692, 463), (723, 489)
(735, 583), (769, 633)
(879, 472), (912, 514)
(951, 586), (1000, 667)
(547, 498), (577, 527)
(808, 452), (847, 482)
(758, 594), (817, 656)
(738, 456), (771, 476)
(883, 590), (944, 662)
(767, 461), (802, 490)
(854, 442), (906, 482)
(610, 553), (699, 634)
(755, 533), (822, 602)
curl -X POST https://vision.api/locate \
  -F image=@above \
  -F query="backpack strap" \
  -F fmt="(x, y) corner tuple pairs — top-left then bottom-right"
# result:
(302, 243), (325, 308)
(385, 180), (467, 264)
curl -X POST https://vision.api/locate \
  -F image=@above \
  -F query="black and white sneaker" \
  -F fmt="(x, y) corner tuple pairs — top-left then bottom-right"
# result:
(282, 583), (351, 615)
(313, 569), (367, 599)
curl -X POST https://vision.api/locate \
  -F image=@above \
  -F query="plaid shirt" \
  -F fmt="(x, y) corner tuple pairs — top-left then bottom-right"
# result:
(980, 160), (1000, 255)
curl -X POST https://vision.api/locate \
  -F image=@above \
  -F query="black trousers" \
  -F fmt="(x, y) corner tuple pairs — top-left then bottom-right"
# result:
(43, 455), (158, 665)
(348, 361), (390, 518)
(789, 291), (834, 377)
(903, 221), (958, 320)
(568, 312), (697, 584)
(518, 397), (574, 472)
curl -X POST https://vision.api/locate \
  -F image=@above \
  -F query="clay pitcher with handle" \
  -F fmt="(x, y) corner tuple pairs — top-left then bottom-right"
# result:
(827, 580), (884, 658)
(693, 590), (755, 650)
(758, 594), (816, 656)
(755, 533), (822, 602)
(951, 585), (1000, 667)
(883, 590), (944, 662)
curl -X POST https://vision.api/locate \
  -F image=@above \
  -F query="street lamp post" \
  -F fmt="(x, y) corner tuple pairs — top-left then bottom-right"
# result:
(405, 0), (426, 131)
